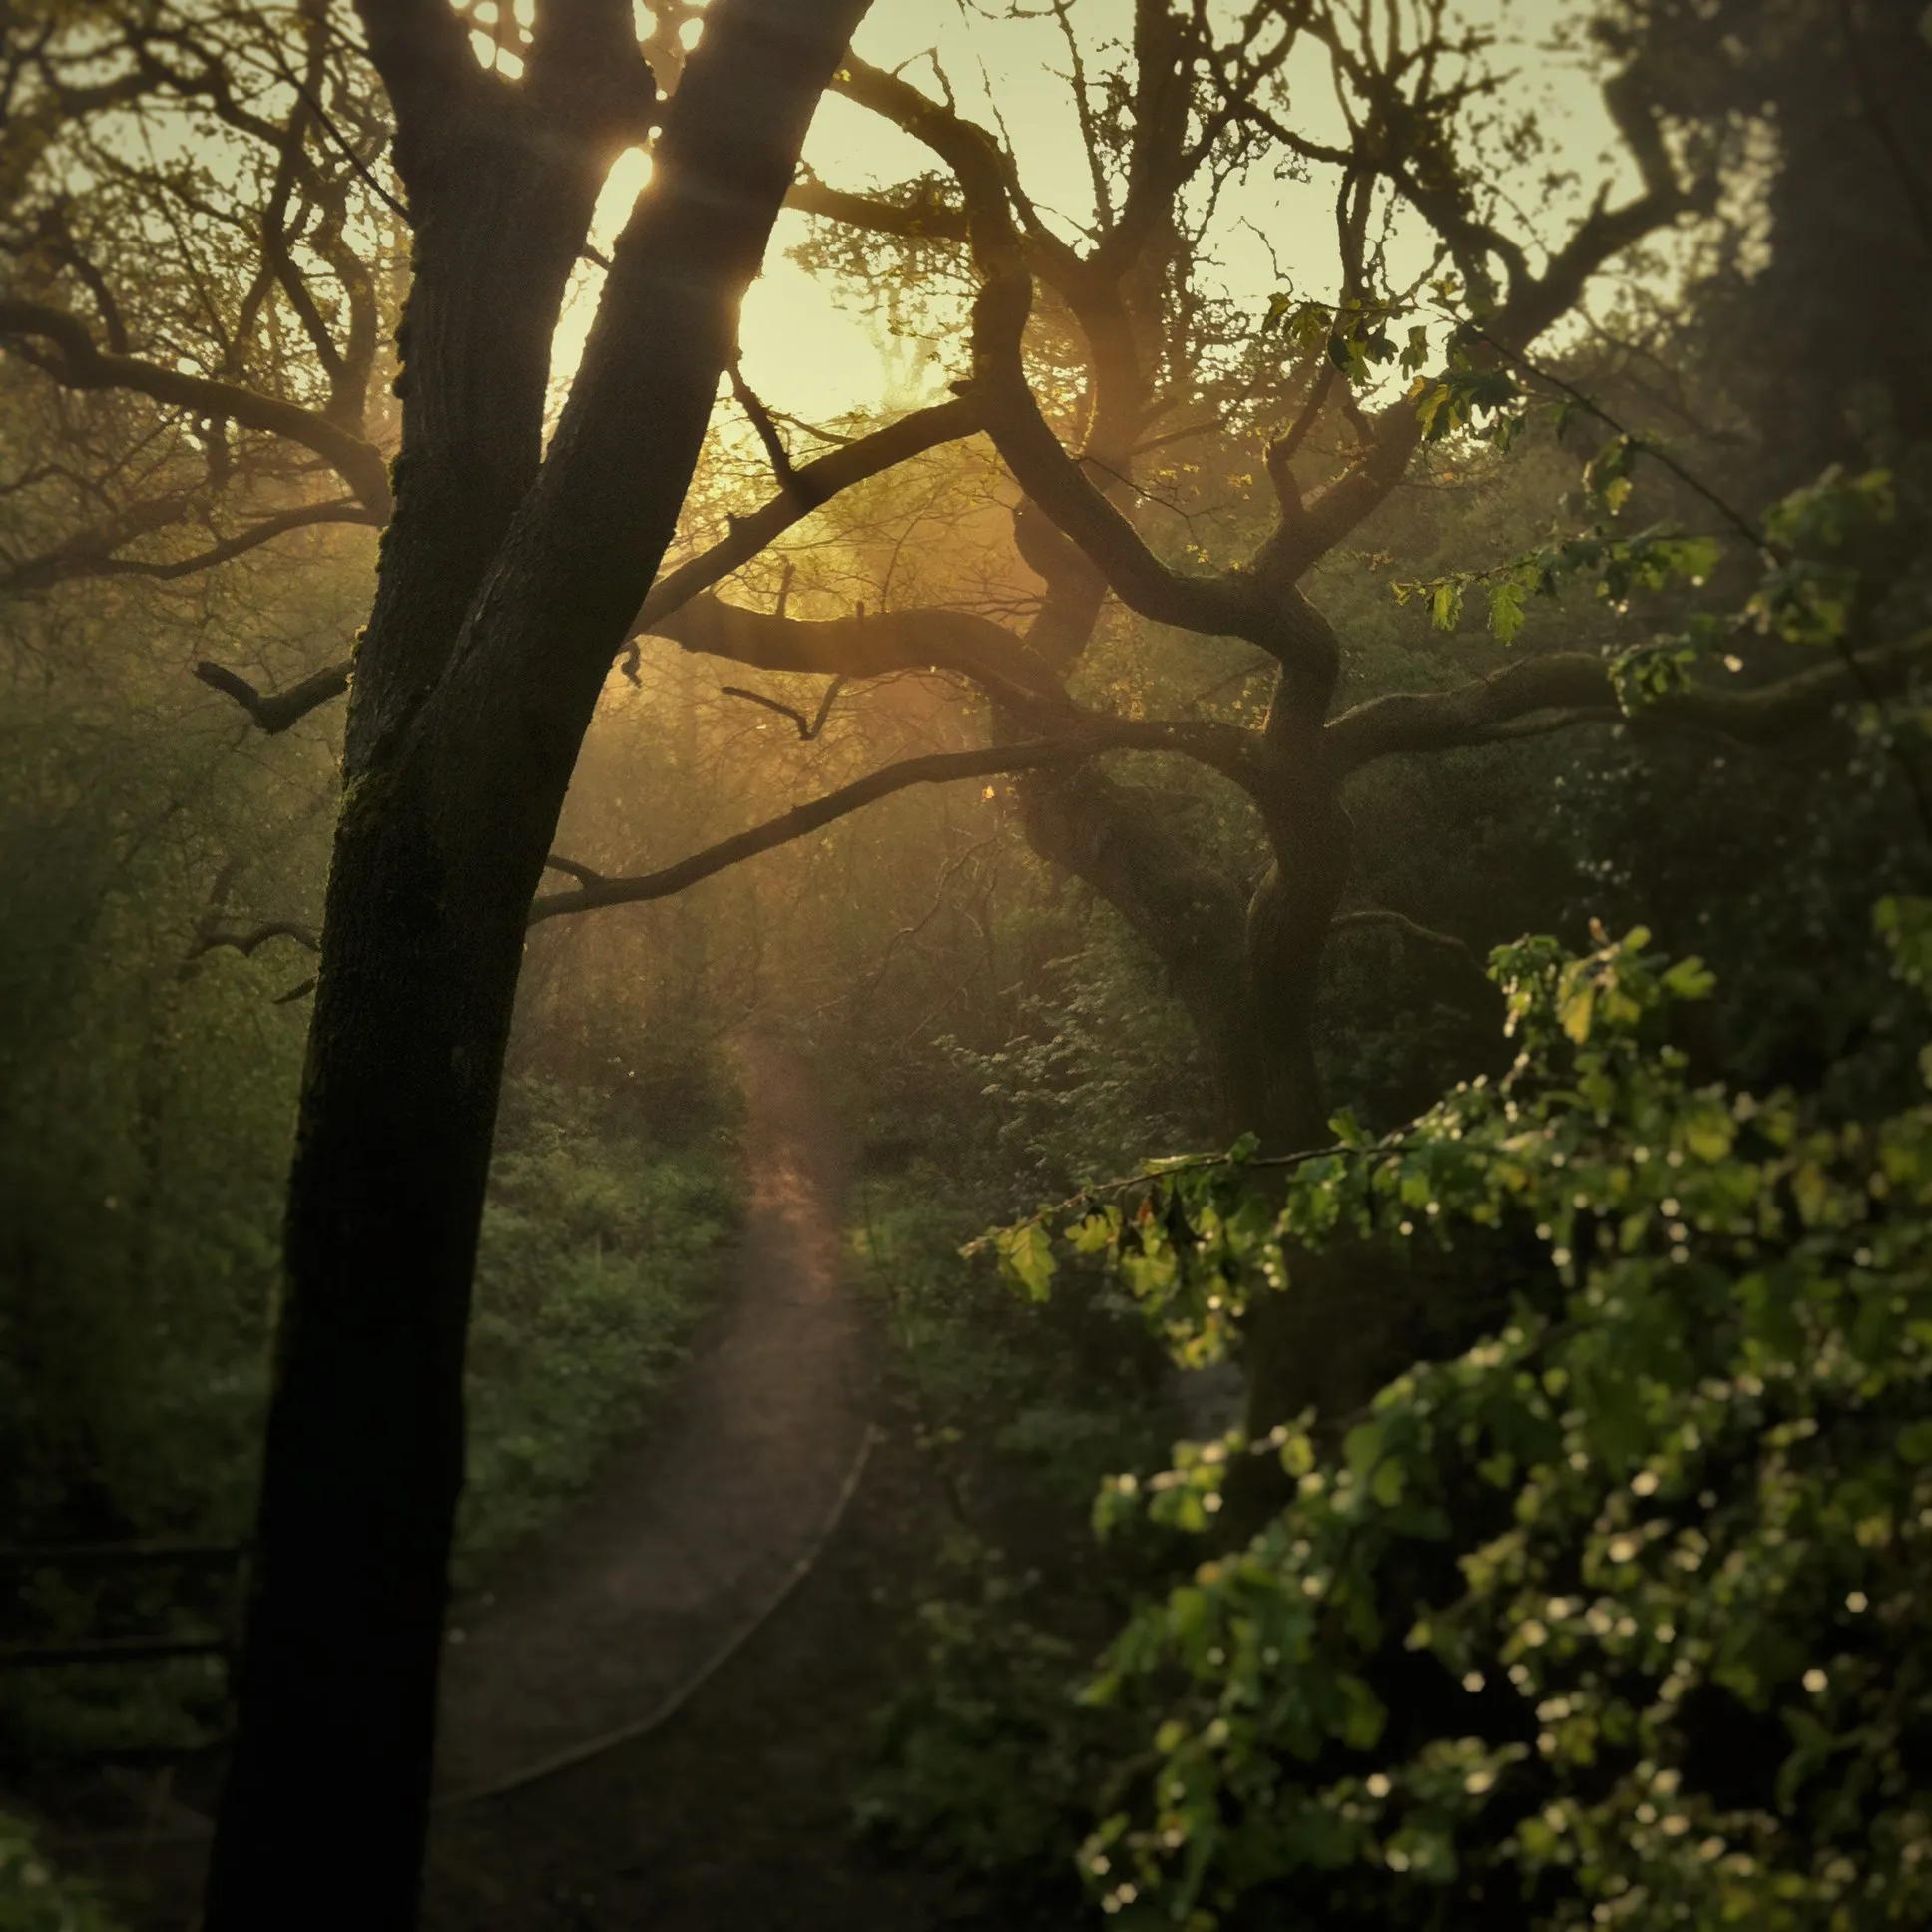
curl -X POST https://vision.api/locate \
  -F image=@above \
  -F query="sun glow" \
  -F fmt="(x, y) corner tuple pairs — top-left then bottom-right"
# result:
(548, 1), (1625, 430)
(549, 138), (926, 426)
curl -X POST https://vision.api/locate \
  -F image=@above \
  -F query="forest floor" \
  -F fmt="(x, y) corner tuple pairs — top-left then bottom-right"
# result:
(53, 1044), (992, 1929)
(419, 1041), (980, 1929)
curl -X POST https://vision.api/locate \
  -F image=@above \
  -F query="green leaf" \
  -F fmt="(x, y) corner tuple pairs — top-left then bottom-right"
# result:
(1371, 1456), (1407, 1508)
(1488, 574), (1527, 644)
(1661, 955), (1715, 1002)
(1345, 1418), (1384, 1481)
(1336, 1674), (1386, 1750)
(1558, 978), (1595, 1045)
(997, 1219), (1059, 1300)
(1584, 435), (1633, 512)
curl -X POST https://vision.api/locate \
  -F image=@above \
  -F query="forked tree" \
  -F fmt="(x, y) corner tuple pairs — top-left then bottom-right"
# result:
(7, 0), (871, 1920)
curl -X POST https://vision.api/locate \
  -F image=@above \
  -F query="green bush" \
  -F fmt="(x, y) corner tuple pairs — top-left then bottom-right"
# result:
(846, 1168), (1180, 1891)
(857, 1541), (1104, 1887)
(989, 912), (1932, 1929)
(456, 1077), (738, 1577)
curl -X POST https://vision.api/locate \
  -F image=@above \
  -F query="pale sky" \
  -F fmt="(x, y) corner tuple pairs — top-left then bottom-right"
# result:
(561, 0), (1628, 423)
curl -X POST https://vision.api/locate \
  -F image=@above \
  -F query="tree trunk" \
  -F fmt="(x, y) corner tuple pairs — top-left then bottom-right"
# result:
(202, 760), (528, 1928)
(202, 6), (868, 1923)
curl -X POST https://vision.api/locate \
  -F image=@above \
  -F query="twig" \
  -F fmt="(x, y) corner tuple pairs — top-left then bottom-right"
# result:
(718, 674), (845, 740)
(729, 353), (815, 504)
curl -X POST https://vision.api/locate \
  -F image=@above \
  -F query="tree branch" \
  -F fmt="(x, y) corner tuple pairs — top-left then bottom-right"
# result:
(1331, 906), (1477, 959)
(527, 722), (1249, 924)
(194, 658), (353, 735)
(646, 590), (1075, 715)
(201, 395), (984, 732)
(784, 170), (970, 244)
(1325, 638), (1932, 776)
(718, 675), (843, 738)
(9, 498), (379, 594)
(727, 353), (804, 499)
(183, 918), (321, 968)
(635, 395), (981, 629)
(0, 300), (394, 517)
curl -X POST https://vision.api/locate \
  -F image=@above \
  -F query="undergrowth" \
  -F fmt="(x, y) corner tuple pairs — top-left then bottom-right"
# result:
(1, 1067), (740, 1760)
(455, 1076), (739, 1580)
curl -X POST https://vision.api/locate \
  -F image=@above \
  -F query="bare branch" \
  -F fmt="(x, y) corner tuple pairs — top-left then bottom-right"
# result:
(9, 499), (379, 594)
(647, 590), (1074, 716)
(203, 396), (984, 732)
(528, 721), (1251, 925)
(635, 395), (981, 630)
(718, 674), (844, 738)
(727, 354), (803, 500)
(1325, 638), (1932, 776)
(194, 658), (353, 735)
(1331, 904), (1500, 1014)
(183, 918), (322, 971)
(1331, 905), (1478, 960)
(0, 299), (393, 517)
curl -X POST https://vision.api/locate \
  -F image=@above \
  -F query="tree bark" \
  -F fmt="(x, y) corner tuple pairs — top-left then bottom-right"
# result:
(201, 5), (868, 1926)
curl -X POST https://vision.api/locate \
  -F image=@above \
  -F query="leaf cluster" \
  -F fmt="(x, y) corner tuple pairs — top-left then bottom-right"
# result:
(991, 916), (1932, 1929)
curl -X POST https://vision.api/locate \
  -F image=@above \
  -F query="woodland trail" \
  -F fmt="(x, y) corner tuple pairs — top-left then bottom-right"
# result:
(432, 1041), (870, 1802)
(420, 1044), (972, 1929)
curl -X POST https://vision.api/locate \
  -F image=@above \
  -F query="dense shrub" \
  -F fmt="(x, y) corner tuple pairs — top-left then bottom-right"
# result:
(0, 1809), (120, 1931)
(990, 914), (1932, 1929)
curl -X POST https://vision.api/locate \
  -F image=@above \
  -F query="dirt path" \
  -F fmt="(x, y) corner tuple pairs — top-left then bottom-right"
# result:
(433, 1043), (871, 1800)
(422, 1422), (976, 1931)
(421, 1044), (977, 1928)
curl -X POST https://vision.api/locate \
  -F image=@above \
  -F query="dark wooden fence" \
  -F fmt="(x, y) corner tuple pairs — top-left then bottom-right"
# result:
(0, 1542), (242, 1678)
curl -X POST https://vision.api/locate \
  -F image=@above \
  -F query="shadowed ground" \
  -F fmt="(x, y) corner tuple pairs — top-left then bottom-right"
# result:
(432, 1042), (870, 1802)
(420, 1042), (976, 1928)
(47, 1045), (981, 1929)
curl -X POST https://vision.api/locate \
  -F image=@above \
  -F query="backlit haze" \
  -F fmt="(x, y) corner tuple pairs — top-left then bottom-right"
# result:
(551, 0), (1626, 426)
